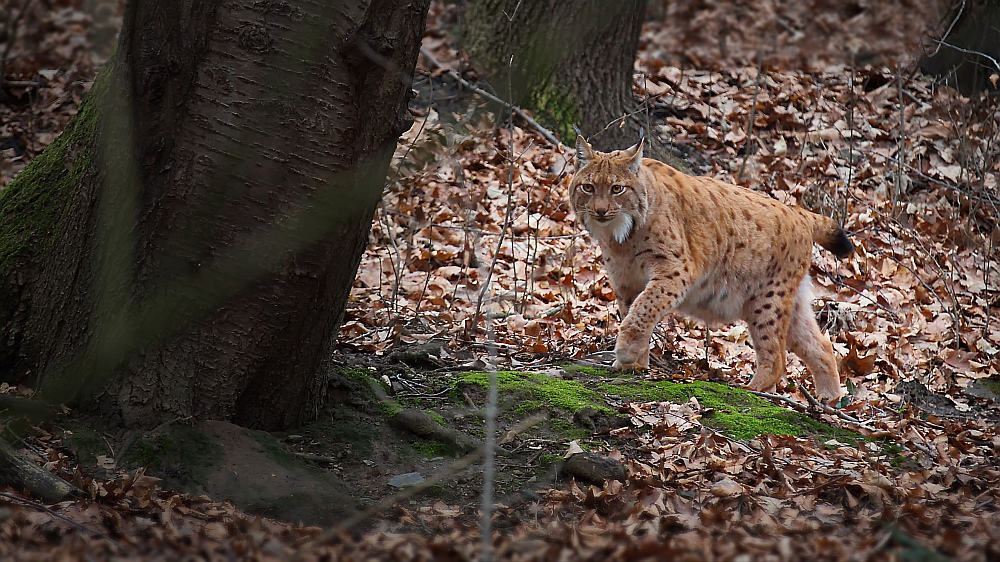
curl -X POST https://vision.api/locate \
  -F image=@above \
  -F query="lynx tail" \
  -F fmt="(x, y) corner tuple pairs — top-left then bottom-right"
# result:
(813, 216), (854, 259)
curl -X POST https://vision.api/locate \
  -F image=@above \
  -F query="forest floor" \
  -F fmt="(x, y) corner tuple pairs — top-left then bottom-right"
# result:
(1, 0), (999, 560)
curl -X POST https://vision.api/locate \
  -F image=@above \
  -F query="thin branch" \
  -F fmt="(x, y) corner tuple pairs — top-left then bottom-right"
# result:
(418, 47), (564, 148)
(737, 25), (769, 182)
(384, 211), (585, 240)
(926, 0), (966, 58)
(0, 0), (36, 95)
(798, 387), (879, 432)
(0, 491), (127, 553)
(747, 390), (809, 412)
(378, 202), (404, 314)
(471, 139), (534, 331)
(931, 38), (1000, 74)
(894, 64), (905, 214)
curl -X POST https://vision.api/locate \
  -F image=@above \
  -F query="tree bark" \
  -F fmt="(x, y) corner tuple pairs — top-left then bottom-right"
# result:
(461, 0), (660, 156)
(0, 0), (430, 430)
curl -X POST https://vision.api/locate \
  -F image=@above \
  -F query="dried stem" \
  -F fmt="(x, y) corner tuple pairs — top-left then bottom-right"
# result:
(418, 46), (563, 148)
(378, 202), (404, 314)
(471, 138), (533, 331)
(0, 0), (36, 97)
(894, 64), (905, 214)
(737, 23), (768, 182)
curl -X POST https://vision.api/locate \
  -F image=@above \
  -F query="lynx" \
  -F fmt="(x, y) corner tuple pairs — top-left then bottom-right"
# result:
(569, 136), (854, 401)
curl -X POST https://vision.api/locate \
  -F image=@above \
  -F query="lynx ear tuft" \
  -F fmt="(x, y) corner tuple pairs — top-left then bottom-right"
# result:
(624, 137), (644, 174)
(576, 135), (596, 168)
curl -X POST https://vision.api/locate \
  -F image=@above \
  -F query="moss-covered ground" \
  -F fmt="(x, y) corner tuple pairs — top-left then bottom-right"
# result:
(458, 371), (613, 414)
(459, 367), (866, 443)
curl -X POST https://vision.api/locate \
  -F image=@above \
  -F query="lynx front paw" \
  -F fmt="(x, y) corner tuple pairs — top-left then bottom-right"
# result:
(613, 338), (650, 371)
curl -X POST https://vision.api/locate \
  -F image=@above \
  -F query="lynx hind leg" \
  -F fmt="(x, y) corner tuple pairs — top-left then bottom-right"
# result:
(616, 293), (634, 320)
(745, 291), (795, 393)
(787, 278), (844, 401)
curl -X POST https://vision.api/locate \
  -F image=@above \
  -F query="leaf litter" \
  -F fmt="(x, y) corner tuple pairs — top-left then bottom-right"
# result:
(2, 0), (1000, 559)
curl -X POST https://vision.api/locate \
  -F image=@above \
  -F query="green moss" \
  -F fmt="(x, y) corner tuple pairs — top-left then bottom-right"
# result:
(412, 439), (450, 457)
(334, 367), (403, 417)
(978, 377), (1000, 395)
(598, 379), (862, 442)
(560, 363), (615, 377)
(294, 412), (380, 459)
(458, 371), (612, 414)
(548, 417), (589, 440)
(539, 453), (563, 466)
(457, 370), (870, 444)
(0, 65), (106, 273)
(512, 399), (543, 415)
(422, 410), (446, 426)
(530, 84), (580, 143)
(62, 426), (109, 468)
(121, 426), (218, 484)
(247, 428), (298, 469)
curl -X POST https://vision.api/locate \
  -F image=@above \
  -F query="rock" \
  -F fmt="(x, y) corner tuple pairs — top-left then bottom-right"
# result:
(572, 407), (630, 434)
(386, 341), (448, 367)
(563, 452), (626, 485)
(387, 472), (425, 488)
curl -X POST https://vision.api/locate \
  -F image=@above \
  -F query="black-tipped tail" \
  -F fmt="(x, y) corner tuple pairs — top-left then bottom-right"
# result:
(826, 228), (854, 259)
(813, 216), (855, 259)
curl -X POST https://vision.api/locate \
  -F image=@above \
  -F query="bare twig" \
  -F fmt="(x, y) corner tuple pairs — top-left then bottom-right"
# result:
(411, 238), (436, 320)
(930, 38), (1000, 74)
(894, 63), (905, 214)
(385, 211), (585, 241)
(0, 491), (126, 553)
(419, 47), (564, 148)
(926, 0), (965, 59)
(747, 390), (809, 412)
(843, 54), (856, 224)
(737, 30), (767, 182)
(378, 202), (404, 314)
(799, 387), (879, 432)
(471, 139), (534, 331)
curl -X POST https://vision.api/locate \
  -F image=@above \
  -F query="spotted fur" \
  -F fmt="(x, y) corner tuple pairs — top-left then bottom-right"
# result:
(569, 136), (854, 401)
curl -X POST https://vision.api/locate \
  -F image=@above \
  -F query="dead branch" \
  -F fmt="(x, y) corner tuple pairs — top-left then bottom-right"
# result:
(418, 47), (564, 149)
(0, 438), (83, 504)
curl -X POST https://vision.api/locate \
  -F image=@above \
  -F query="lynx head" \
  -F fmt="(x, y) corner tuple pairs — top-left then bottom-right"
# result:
(569, 135), (648, 244)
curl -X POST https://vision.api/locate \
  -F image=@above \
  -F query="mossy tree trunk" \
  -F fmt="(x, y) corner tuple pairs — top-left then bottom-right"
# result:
(920, 0), (1000, 94)
(0, 0), (430, 430)
(461, 0), (655, 154)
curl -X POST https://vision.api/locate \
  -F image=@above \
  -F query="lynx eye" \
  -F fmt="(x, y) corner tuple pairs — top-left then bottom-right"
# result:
(611, 184), (627, 194)
(579, 183), (595, 194)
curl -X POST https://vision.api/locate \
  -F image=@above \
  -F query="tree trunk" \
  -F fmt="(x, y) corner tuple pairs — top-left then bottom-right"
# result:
(0, 0), (430, 430)
(920, 0), (1000, 94)
(461, 0), (658, 155)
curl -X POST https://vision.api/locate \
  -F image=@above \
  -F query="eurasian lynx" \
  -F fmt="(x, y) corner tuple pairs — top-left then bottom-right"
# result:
(569, 136), (854, 401)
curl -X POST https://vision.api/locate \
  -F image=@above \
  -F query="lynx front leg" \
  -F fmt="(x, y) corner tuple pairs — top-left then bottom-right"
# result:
(745, 292), (795, 392)
(613, 273), (687, 370)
